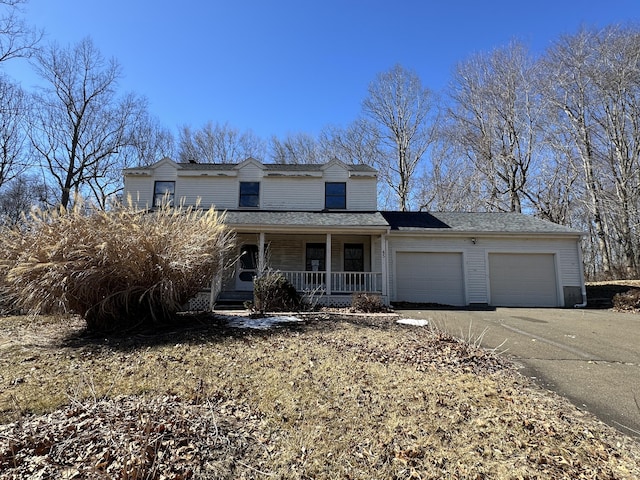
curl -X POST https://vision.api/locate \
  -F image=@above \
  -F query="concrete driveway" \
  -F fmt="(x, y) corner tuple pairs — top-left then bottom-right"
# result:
(396, 307), (640, 440)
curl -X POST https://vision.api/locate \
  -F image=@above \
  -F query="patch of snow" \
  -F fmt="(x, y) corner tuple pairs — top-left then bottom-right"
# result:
(224, 315), (303, 330)
(397, 318), (430, 327)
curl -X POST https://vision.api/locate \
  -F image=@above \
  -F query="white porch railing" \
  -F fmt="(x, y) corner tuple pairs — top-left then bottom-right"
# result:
(281, 271), (382, 293)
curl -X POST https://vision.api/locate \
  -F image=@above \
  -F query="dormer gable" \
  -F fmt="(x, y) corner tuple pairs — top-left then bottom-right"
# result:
(123, 157), (178, 176)
(155, 157), (179, 169)
(320, 157), (347, 172)
(323, 157), (377, 178)
(235, 157), (264, 171)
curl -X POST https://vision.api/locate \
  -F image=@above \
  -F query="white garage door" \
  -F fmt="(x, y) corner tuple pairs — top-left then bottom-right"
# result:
(489, 253), (558, 307)
(395, 252), (465, 306)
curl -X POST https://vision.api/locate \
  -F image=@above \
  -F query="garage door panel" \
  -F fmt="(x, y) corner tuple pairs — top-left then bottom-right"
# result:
(489, 253), (558, 307)
(396, 252), (465, 306)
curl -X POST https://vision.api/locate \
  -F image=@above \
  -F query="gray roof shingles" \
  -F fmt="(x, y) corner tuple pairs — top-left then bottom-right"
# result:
(223, 211), (388, 229)
(222, 210), (580, 235)
(125, 161), (377, 173)
(175, 162), (377, 173)
(380, 211), (582, 235)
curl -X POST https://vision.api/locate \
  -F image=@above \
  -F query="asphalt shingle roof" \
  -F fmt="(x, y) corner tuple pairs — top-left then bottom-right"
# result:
(222, 210), (580, 235)
(175, 162), (377, 173)
(380, 211), (582, 235)
(223, 210), (388, 229)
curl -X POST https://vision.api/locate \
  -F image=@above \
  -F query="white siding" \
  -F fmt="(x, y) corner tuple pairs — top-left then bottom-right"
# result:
(387, 234), (582, 306)
(125, 159), (378, 212)
(371, 236), (382, 273)
(124, 176), (153, 208)
(347, 178), (377, 211)
(323, 163), (349, 182)
(176, 177), (237, 209)
(154, 162), (178, 179)
(264, 234), (304, 271)
(262, 178), (324, 210)
(465, 249), (487, 304)
(236, 161), (264, 181)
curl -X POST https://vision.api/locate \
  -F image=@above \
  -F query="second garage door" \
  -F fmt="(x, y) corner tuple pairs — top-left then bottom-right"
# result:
(489, 253), (558, 307)
(395, 252), (466, 305)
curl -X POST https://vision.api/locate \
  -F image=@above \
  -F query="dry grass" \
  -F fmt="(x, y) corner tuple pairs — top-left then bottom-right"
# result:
(1, 313), (639, 479)
(0, 199), (234, 331)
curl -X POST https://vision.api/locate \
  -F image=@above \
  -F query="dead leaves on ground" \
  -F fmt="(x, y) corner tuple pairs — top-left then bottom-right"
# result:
(0, 395), (270, 479)
(0, 313), (639, 479)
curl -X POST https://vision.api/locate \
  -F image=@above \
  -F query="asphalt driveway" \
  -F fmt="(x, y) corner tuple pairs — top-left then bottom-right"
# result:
(396, 307), (640, 440)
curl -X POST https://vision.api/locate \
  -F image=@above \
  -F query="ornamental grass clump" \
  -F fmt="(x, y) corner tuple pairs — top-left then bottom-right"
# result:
(0, 199), (235, 332)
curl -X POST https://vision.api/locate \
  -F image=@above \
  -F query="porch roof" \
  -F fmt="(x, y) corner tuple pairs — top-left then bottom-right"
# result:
(222, 210), (389, 233)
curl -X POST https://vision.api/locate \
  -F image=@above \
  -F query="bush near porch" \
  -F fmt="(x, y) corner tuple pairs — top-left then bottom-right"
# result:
(251, 271), (301, 313)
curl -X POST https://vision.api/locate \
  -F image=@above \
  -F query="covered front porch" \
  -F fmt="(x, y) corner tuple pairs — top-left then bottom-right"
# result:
(219, 230), (389, 307)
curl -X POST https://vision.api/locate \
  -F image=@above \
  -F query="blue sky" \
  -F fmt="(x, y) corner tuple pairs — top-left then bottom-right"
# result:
(4, 0), (640, 140)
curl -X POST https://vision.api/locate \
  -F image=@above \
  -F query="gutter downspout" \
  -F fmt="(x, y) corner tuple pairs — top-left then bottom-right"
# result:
(574, 237), (588, 308)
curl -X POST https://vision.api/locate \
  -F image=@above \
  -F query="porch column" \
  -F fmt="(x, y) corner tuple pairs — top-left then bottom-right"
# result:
(258, 232), (265, 274)
(381, 234), (388, 298)
(326, 233), (332, 295)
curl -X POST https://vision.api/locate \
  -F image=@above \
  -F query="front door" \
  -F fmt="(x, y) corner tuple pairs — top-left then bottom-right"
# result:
(236, 244), (258, 291)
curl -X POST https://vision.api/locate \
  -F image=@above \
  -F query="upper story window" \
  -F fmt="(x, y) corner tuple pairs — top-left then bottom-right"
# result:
(153, 181), (175, 207)
(325, 182), (346, 209)
(239, 181), (260, 208)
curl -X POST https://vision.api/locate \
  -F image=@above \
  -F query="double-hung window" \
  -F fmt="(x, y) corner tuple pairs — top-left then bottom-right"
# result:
(325, 182), (346, 209)
(306, 243), (326, 271)
(344, 244), (364, 272)
(153, 181), (175, 207)
(239, 182), (260, 208)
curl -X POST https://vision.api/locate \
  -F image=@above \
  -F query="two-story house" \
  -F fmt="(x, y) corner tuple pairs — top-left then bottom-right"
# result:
(123, 157), (587, 309)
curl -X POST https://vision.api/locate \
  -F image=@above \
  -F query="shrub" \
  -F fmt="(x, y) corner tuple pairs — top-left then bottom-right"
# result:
(612, 289), (640, 312)
(0, 199), (235, 332)
(252, 271), (300, 313)
(350, 292), (388, 313)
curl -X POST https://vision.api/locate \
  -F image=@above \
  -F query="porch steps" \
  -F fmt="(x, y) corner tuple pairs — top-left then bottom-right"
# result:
(215, 290), (253, 309)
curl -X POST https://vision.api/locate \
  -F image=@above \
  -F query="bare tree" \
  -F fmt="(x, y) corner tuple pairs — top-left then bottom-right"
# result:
(269, 132), (321, 164)
(444, 42), (541, 213)
(418, 138), (487, 212)
(527, 139), (581, 225)
(0, 1), (37, 193)
(125, 113), (175, 166)
(0, 73), (27, 188)
(542, 29), (613, 276)
(0, 0), (41, 63)
(541, 26), (640, 277)
(319, 120), (400, 205)
(362, 64), (436, 211)
(589, 27), (640, 276)
(28, 38), (147, 209)
(0, 172), (47, 224)
(178, 121), (265, 163)
(318, 120), (382, 166)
